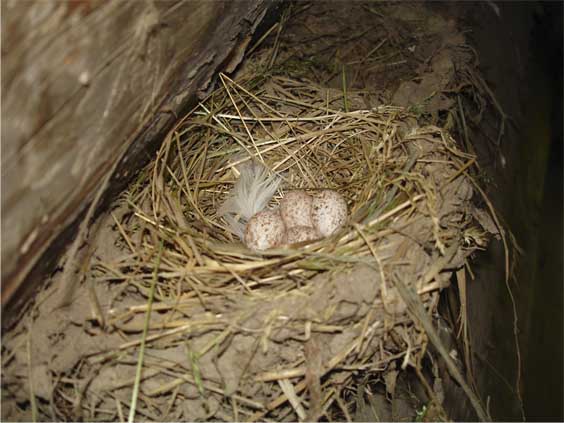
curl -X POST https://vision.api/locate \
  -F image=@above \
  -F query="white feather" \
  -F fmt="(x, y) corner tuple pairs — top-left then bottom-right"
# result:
(218, 161), (281, 239)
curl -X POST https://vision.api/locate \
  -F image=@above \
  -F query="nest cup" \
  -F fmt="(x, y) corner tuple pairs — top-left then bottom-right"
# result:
(110, 74), (489, 420)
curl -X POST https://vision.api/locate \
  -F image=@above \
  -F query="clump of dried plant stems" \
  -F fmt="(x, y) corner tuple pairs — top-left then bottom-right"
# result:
(83, 71), (499, 422)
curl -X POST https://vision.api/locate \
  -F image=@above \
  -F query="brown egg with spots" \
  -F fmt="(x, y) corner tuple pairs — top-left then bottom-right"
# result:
(284, 225), (320, 245)
(311, 190), (348, 237)
(244, 210), (286, 251)
(280, 190), (314, 228)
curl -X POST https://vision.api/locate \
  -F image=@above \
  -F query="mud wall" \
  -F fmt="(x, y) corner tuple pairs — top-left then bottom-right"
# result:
(430, 2), (563, 420)
(1, 0), (276, 311)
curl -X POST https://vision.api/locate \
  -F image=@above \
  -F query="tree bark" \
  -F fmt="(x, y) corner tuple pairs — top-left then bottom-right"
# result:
(1, 0), (274, 316)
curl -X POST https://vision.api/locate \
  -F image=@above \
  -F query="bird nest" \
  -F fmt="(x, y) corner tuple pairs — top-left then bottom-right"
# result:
(93, 74), (495, 421)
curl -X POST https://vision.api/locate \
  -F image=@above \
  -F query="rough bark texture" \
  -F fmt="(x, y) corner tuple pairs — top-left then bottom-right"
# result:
(1, 0), (274, 312)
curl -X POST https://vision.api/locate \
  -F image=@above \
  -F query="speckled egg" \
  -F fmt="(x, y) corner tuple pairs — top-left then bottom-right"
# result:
(280, 190), (314, 228)
(244, 210), (286, 251)
(284, 225), (320, 245)
(311, 190), (348, 237)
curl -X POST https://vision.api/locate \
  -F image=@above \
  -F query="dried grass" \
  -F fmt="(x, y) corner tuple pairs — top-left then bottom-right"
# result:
(83, 72), (495, 421)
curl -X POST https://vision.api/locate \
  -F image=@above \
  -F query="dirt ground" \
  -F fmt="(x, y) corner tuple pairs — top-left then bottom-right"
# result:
(2, 2), (506, 421)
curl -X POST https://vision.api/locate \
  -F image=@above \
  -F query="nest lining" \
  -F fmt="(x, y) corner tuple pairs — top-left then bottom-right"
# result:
(87, 73), (493, 420)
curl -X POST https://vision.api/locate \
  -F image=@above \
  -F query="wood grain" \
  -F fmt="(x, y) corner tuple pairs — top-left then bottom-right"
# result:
(1, 0), (272, 316)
